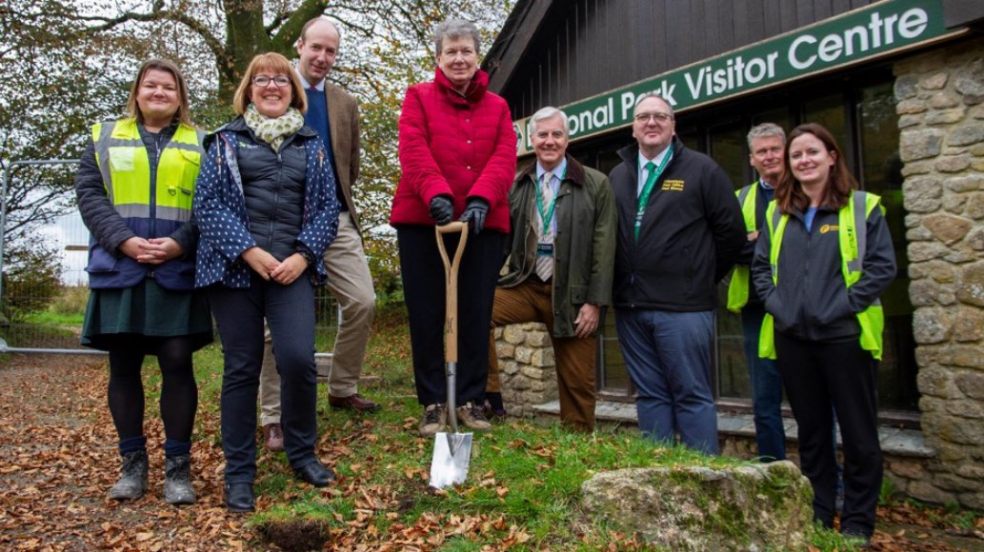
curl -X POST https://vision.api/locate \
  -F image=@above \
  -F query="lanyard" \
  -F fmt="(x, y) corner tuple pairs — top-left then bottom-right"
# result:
(535, 167), (566, 235)
(634, 150), (674, 240)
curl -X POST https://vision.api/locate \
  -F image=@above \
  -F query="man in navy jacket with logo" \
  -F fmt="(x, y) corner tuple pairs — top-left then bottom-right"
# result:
(609, 93), (745, 454)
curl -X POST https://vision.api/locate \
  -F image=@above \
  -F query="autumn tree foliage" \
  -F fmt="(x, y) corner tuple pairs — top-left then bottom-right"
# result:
(0, 0), (511, 293)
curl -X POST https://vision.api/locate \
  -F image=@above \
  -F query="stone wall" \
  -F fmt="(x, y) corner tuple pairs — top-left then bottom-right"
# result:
(895, 37), (984, 509)
(492, 322), (558, 416)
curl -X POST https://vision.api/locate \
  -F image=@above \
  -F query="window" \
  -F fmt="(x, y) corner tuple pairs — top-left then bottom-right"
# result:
(707, 121), (753, 400)
(857, 82), (918, 411)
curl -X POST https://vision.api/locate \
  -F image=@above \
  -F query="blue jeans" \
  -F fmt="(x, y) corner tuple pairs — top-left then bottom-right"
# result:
(615, 309), (719, 454)
(741, 305), (786, 461)
(209, 273), (319, 484)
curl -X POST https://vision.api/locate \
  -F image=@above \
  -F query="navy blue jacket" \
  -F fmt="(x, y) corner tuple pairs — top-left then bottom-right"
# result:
(609, 137), (745, 311)
(193, 117), (340, 289)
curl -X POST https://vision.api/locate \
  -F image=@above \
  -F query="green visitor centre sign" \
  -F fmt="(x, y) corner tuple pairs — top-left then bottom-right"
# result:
(513, 0), (958, 155)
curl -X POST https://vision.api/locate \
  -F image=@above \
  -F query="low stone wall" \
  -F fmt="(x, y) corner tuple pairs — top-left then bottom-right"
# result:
(492, 322), (557, 416)
(895, 37), (984, 509)
(720, 434), (934, 502)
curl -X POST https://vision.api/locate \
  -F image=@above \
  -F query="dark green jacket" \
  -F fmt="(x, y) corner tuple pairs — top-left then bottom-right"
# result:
(498, 155), (617, 337)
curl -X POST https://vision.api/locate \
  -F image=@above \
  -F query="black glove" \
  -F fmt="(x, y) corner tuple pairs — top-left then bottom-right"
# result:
(428, 195), (454, 225)
(459, 197), (489, 234)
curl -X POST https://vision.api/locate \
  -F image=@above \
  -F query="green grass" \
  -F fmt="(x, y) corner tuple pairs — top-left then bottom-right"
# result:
(879, 475), (898, 505)
(943, 506), (981, 531)
(85, 301), (868, 549)
(809, 522), (868, 550)
(20, 309), (85, 326)
(908, 498), (983, 532)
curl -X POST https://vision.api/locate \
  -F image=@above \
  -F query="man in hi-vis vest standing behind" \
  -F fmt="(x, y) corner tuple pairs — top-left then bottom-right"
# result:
(259, 16), (379, 452)
(726, 122), (787, 462)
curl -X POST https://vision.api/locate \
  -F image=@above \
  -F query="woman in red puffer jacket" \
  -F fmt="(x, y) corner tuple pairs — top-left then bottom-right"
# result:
(391, 17), (517, 438)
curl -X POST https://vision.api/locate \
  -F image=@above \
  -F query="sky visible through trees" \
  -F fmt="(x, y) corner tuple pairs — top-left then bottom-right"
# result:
(0, 0), (512, 288)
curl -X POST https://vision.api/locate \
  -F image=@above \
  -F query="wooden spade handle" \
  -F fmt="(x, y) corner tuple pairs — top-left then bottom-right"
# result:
(435, 222), (468, 363)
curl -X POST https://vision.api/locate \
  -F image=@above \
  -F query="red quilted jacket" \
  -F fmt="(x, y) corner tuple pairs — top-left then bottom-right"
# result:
(390, 68), (517, 233)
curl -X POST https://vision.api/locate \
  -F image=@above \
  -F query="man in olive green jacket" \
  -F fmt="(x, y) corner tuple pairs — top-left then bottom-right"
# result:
(486, 106), (616, 431)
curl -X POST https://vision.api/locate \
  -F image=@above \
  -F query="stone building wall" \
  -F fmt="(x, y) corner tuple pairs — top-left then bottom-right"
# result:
(895, 36), (984, 509)
(491, 322), (558, 416)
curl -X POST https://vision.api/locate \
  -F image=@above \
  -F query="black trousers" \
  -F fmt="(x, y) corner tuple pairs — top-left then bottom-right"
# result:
(397, 226), (505, 406)
(209, 273), (318, 484)
(776, 332), (883, 537)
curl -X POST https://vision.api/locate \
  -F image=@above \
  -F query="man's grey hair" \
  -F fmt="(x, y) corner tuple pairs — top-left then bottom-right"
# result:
(747, 122), (786, 149)
(434, 18), (481, 57)
(634, 93), (674, 117)
(530, 106), (569, 136)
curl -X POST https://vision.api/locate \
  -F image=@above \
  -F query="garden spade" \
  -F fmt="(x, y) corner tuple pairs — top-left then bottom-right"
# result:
(429, 221), (472, 489)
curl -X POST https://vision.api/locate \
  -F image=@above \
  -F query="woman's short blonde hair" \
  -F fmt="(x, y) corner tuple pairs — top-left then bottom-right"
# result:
(126, 59), (193, 126)
(231, 52), (307, 116)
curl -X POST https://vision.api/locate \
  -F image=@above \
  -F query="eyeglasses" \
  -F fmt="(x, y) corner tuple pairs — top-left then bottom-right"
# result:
(252, 75), (291, 87)
(634, 112), (673, 123)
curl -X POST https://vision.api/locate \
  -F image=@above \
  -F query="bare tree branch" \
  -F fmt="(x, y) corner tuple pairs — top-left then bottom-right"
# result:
(264, 10), (289, 34)
(330, 13), (374, 36)
(63, 3), (228, 71)
(270, 0), (327, 50)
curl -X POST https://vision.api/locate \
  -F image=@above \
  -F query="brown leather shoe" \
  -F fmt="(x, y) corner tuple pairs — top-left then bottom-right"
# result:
(329, 393), (380, 413)
(456, 401), (492, 431)
(262, 423), (284, 452)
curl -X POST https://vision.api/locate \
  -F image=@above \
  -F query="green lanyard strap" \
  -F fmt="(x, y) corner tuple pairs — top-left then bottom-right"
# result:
(535, 167), (566, 236)
(634, 150), (674, 240)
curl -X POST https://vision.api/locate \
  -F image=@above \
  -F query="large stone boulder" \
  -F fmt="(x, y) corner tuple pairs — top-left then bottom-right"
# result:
(581, 461), (813, 551)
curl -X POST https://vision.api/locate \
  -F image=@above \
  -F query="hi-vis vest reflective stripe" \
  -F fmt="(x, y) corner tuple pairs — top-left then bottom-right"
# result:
(91, 118), (204, 221)
(758, 191), (885, 360)
(725, 183), (758, 313)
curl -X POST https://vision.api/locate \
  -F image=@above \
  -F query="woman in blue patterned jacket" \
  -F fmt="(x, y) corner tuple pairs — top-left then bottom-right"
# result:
(193, 52), (340, 513)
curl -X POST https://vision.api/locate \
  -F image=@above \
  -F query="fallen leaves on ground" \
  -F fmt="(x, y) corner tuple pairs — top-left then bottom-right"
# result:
(0, 353), (981, 551)
(0, 355), (251, 551)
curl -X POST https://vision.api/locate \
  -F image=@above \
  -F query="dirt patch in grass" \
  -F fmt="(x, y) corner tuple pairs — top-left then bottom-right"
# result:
(255, 518), (332, 551)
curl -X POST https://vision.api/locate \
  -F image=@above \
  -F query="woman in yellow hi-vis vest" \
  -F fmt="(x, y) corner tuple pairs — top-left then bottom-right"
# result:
(751, 123), (895, 543)
(76, 59), (211, 506)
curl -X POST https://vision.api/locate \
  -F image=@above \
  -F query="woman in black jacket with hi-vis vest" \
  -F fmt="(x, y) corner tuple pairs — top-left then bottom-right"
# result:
(751, 123), (896, 543)
(76, 59), (212, 506)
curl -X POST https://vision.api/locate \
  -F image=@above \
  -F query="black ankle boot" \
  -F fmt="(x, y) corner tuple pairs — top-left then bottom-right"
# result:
(108, 449), (148, 500)
(484, 392), (507, 418)
(225, 482), (255, 512)
(163, 454), (196, 505)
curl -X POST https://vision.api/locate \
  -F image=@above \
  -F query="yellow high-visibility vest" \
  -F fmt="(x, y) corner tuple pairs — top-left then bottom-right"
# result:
(91, 118), (204, 222)
(758, 191), (886, 360)
(725, 182), (759, 313)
